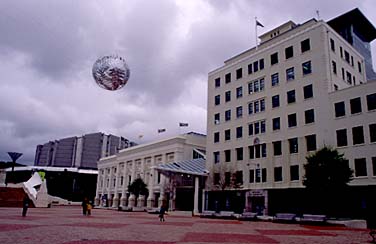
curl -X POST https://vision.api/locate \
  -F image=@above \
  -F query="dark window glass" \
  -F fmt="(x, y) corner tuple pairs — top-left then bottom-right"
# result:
(253, 61), (259, 72)
(344, 50), (350, 63)
(271, 52), (278, 65)
(271, 73), (279, 86)
(288, 113), (297, 127)
(255, 145), (261, 158)
(273, 141), (282, 156)
(214, 132), (219, 143)
(259, 59), (264, 70)
(248, 102), (253, 115)
(358, 61), (362, 73)
(248, 63), (253, 74)
(352, 126), (364, 145)
(336, 129), (348, 147)
(225, 150), (231, 162)
(340, 46), (343, 58)
(341, 68), (345, 80)
(225, 91), (231, 102)
(248, 123), (253, 136)
(255, 168), (261, 183)
(214, 173), (220, 184)
(260, 78), (265, 91)
(366, 93), (376, 111)
(272, 95), (280, 108)
(272, 117), (280, 131)
(369, 124), (376, 143)
(236, 148), (243, 161)
(302, 61), (312, 75)
(274, 167), (283, 182)
(236, 126), (243, 139)
(225, 110), (231, 121)
(213, 151), (220, 164)
(303, 84), (313, 99)
(334, 101), (345, 117)
(260, 120), (266, 133)
(236, 106), (243, 118)
(225, 129), (231, 141)
(236, 86), (243, 98)
(254, 100), (259, 113)
(305, 109), (315, 124)
(215, 95), (220, 105)
(354, 158), (367, 177)
(286, 67), (295, 80)
(254, 80), (259, 92)
(351, 56), (354, 66)
(285, 46), (294, 59)
(236, 171), (243, 184)
(236, 68), (243, 79)
(290, 165), (299, 181)
(249, 146), (254, 159)
(260, 99), (265, 111)
(289, 137), (298, 153)
(287, 90), (296, 104)
(262, 168), (267, 182)
(215, 77), (220, 87)
(254, 122), (260, 135)
(225, 73), (231, 83)
(346, 71), (352, 84)
(306, 134), (317, 151)
(350, 97), (362, 114)
(301, 39), (310, 52)
(249, 169), (255, 183)
(214, 113), (220, 124)
(330, 38), (335, 52)
(248, 82), (253, 94)
(372, 157), (376, 176)
(225, 172), (231, 185)
(332, 61), (337, 74)
(261, 143), (267, 158)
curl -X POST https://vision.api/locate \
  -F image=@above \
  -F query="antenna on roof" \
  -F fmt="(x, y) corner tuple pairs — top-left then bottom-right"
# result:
(316, 10), (320, 20)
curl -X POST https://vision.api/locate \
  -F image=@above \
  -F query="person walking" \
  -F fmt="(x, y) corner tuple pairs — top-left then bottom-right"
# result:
(86, 201), (92, 216)
(81, 197), (88, 216)
(22, 196), (30, 217)
(159, 205), (167, 222)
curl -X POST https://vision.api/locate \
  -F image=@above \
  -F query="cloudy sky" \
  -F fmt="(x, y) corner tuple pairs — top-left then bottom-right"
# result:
(0, 0), (375, 165)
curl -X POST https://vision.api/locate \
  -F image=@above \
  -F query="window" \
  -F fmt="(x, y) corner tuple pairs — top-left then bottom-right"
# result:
(249, 146), (254, 159)
(261, 120), (266, 133)
(248, 63), (253, 74)
(236, 86), (243, 98)
(351, 56), (354, 66)
(369, 124), (376, 143)
(253, 61), (259, 72)
(213, 151), (220, 164)
(366, 93), (376, 111)
(273, 141), (282, 156)
(254, 122), (260, 135)
(334, 101), (345, 117)
(358, 61), (362, 73)
(332, 61), (337, 74)
(346, 71), (352, 84)
(301, 38), (310, 53)
(236, 126), (243, 139)
(248, 82), (253, 94)
(255, 168), (261, 182)
(271, 52), (278, 65)
(271, 73), (279, 86)
(336, 129), (348, 147)
(225, 129), (231, 141)
(302, 61), (312, 75)
(214, 132), (220, 143)
(287, 90), (296, 104)
(330, 38), (335, 52)
(289, 137), (298, 153)
(286, 67), (295, 80)
(334, 84), (338, 91)
(214, 113), (220, 124)
(303, 84), (313, 99)
(272, 95), (279, 108)
(215, 77), (220, 88)
(306, 134), (317, 151)
(255, 145), (261, 158)
(259, 59), (264, 70)
(352, 126), (364, 145)
(225, 110), (231, 121)
(248, 123), (253, 136)
(235, 171), (243, 184)
(340, 46), (343, 58)
(288, 113), (297, 127)
(236, 148), (243, 161)
(225, 91), (231, 102)
(254, 101), (259, 113)
(344, 50), (350, 63)
(236, 68), (243, 79)
(225, 150), (231, 162)
(214, 173), (220, 184)
(373, 157), (376, 176)
(274, 167), (283, 182)
(272, 117), (280, 130)
(262, 168), (267, 182)
(249, 169), (255, 183)
(341, 68), (345, 80)
(305, 109), (315, 124)
(215, 95), (220, 105)
(260, 78), (265, 91)
(249, 78), (265, 94)
(248, 102), (253, 115)
(260, 99), (265, 111)
(262, 143), (267, 158)
(225, 172), (231, 185)
(225, 73), (231, 83)
(350, 97), (362, 114)
(285, 46), (294, 59)
(290, 165), (299, 181)
(354, 158), (367, 177)
(254, 80), (259, 92)
(236, 106), (243, 118)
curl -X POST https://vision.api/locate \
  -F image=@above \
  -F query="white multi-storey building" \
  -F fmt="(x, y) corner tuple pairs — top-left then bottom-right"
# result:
(206, 8), (376, 216)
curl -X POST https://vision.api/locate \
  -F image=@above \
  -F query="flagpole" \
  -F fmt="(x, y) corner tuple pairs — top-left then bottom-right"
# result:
(255, 17), (258, 50)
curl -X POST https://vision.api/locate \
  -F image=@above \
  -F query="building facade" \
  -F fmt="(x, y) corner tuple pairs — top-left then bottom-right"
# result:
(206, 9), (376, 216)
(95, 132), (206, 213)
(34, 132), (135, 169)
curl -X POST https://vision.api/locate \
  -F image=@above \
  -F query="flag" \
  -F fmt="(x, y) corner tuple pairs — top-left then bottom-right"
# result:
(256, 20), (264, 27)
(158, 129), (166, 133)
(179, 122), (189, 127)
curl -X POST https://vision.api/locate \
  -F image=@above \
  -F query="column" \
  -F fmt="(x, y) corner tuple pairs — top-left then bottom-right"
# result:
(94, 170), (101, 206)
(120, 163), (128, 207)
(193, 176), (199, 215)
(147, 167), (155, 208)
(127, 161), (136, 207)
(112, 164), (121, 208)
(107, 167), (113, 207)
(158, 174), (166, 207)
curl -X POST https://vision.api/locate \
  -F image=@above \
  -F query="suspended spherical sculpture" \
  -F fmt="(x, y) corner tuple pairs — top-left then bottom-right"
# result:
(92, 55), (130, 91)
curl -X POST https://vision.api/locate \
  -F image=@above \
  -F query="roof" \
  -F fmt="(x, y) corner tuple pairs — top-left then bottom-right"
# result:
(328, 8), (376, 42)
(4, 166), (98, 175)
(152, 158), (208, 176)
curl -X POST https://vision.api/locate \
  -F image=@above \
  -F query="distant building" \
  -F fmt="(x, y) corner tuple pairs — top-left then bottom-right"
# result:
(35, 132), (136, 169)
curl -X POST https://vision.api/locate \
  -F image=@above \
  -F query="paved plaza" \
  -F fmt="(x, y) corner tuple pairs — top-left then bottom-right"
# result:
(0, 206), (372, 244)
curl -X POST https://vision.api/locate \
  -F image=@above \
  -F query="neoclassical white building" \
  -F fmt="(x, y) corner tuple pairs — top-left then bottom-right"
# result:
(95, 132), (207, 214)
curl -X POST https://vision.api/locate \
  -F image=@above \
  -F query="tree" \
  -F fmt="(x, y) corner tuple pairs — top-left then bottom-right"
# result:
(127, 178), (148, 198)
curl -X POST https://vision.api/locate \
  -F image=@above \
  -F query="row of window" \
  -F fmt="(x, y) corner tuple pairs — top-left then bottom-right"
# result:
(336, 124), (376, 147)
(213, 38), (311, 88)
(334, 93), (376, 118)
(330, 38), (362, 74)
(332, 60), (360, 86)
(213, 135), (317, 163)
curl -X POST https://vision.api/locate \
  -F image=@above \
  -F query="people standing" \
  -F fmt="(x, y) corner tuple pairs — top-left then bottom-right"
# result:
(159, 205), (167, 222)
(86, 201), (92, 216)
(82, 197), (88, 216)
(22, 196), (30, 217)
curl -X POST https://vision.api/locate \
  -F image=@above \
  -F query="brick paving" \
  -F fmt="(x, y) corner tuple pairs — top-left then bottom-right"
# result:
(0, 206), (372, 244)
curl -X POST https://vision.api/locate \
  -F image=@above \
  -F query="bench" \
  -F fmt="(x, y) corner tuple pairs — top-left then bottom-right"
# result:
(238, 212), (258, 221)
(273, 213), (297, 222)
(300, 214), (327, 224)
(200, 210), (215, 218)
